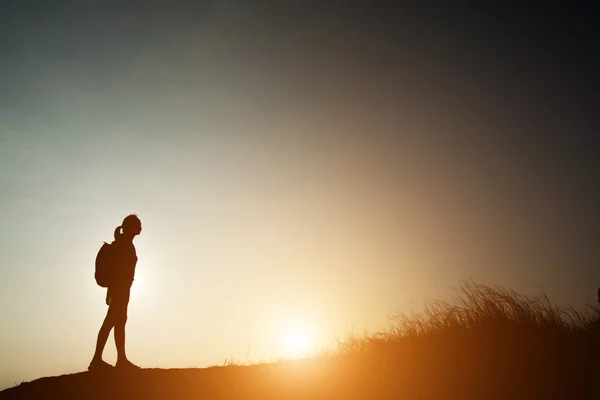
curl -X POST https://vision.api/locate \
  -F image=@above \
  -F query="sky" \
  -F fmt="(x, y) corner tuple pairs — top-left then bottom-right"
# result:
(1, 1), (599, 389)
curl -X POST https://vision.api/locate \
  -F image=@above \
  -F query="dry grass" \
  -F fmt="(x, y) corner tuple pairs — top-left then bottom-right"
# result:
(332, 281), (599, 352)
(306, 281), (600, 399)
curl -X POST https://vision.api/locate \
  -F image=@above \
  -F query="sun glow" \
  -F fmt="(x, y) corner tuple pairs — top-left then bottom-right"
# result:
(281, 322), (316, 359)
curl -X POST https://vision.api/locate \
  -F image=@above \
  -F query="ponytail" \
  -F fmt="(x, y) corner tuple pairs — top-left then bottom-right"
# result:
(114, 214), (141, 241)
(113, 225), (123, 240)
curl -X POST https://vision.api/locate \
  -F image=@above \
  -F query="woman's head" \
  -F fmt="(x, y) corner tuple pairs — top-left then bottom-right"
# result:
(114, 214), (142, 240)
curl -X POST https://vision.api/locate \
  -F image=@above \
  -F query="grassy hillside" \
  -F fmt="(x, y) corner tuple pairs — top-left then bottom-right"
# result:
(2, 282), (599, 399)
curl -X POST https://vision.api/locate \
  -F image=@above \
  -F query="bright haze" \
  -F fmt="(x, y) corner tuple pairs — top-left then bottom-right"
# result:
(0, 1), (598, 389)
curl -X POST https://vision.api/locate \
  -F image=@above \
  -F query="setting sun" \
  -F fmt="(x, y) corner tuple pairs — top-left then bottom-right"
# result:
(281, 323), (316, 359)
(284, 330), (309, 358)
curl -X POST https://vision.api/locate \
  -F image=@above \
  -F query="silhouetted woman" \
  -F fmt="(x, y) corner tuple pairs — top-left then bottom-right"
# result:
(89, 214), (142, 371)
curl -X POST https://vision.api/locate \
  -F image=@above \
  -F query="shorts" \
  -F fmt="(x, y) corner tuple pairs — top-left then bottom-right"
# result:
(108, 285), (131, 307)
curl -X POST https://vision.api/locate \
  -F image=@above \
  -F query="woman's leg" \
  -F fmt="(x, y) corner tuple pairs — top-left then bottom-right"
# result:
(114, 304), (128, 363)
(91, 308), (115, 364)
(114, 301), (139, 368)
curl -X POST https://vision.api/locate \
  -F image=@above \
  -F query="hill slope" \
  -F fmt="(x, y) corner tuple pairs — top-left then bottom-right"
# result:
(1, 352), (597, 400)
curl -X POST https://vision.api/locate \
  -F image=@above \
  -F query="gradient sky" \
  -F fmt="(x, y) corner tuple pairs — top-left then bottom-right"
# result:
(1, 1), (599, 389)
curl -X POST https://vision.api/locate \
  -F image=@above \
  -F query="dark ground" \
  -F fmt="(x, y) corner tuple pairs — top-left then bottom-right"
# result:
(1, 351), (597, 400)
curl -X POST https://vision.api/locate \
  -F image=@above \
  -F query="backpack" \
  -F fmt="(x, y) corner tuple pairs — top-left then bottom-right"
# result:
(95, 242), (115, 287)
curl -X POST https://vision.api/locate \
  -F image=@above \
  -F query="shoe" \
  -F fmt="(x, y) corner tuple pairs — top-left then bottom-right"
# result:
(116, 360), (141, 370)
(88, 359), (113, 372)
